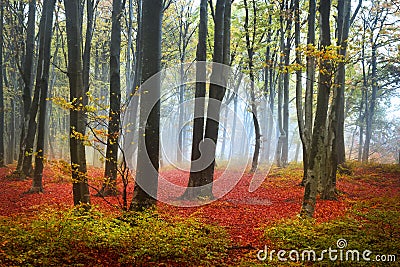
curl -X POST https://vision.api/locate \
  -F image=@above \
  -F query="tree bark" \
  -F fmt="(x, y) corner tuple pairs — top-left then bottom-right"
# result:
(0, 0), (4, 167)
(16, 0), (36, 172)
(282, 0), (293, 167)
(363, 44), (378, 163)
(300, 0), (316, 186)
(199, 0), (227, 198)
(301, 0), (332, 218)
(21, 1), (54, 178)
(64, 0), (90, 207)
(130, 0), (163, 211)
(322, 0), (351, 199)
(29, 0), (56, 193)
(100, 0), (122, 197)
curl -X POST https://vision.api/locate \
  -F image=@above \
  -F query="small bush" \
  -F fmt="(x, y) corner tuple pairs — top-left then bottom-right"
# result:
(0, 207), (229, 266)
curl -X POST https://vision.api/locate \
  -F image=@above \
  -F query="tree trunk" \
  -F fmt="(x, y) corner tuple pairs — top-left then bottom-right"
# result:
(198, 0), (227, 199)
(363, 44), (378, 163)
(29, 0), (56, 193)
(275, 1), (285, 167)
(301, 0), (332, 218)
(300, 0), (316, 186)
(132, 0), (143, 96)
(243, 0), (261, 173)
(83, 0), (95, 107)
(322, 0), (351, 200)
(282, 0), (293, 167)
(0, 0), (4, 167)
(21, 1), (55, 178)
(182, 0), (208, 199)
(126, 0), (134, 94)
(17, 0), (36, 172)
(100, 0), (122, 197)
(130, 0), (163, 211)
(358, 48), (367, 162)
(64, 0), (90, 207)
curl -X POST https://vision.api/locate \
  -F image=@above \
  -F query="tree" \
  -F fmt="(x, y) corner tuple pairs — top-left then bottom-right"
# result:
(301, 0), (332, 217)
(16, 0), (36, 173)
(281, 0), (293, 167)
(241, 0), (262, 172)
(130, 0), (163, 211)
(99, 0), (123, 196)
(321, 0), (359, 199)
(182, 0), (208, 199)
(200, 0), (227, 198)
(64, 0), (90, 206)
(0, 0), (4, 167)
(297, 0), (315, 186)
(29, 0), (56, 193)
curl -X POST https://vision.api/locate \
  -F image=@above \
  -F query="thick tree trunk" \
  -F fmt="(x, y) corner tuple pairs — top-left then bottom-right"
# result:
(130, 0), (162, 210)
(100, 0), (122, 197)
(64, 0), (90, 207)
(29, 0), (56, 193)
(301, 0), (332, 218)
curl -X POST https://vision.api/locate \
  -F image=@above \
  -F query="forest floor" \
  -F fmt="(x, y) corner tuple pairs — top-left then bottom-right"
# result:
(0, 162), (399, 266)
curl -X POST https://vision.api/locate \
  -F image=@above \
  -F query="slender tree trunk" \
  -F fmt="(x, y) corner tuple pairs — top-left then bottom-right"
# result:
(266, 55), (276, 163)
(301, 0), (332, 218)
(64, 0), (90, 207)
(17, 0), (36, 172)
(130, 0), (163, 210)
(294, 0), (305, 175)
(322, 0), (351, 199)
(358, 43), (367, 162)
(275, 1), (285, 167)
(0, 0), (4, 167)
(126, 0), (133, 94)
(178, 62), (185, 163)
(200, 0), (227, 198)
(100, 0), (122, 196)
(182, 0), (208, 199)
(363, 44), (377, 163)
(132, 0), (143, 95)
(83, 0), (95, 107)
(300, 0), (316, 186)
(243, 0), (261, 173)
(21, 1), (55, 178)
(29, 0), (56, 193)
(282, 0), (293, 167)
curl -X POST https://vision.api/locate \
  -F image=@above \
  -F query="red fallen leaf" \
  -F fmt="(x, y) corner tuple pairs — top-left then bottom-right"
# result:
(1, 164), (399, 250)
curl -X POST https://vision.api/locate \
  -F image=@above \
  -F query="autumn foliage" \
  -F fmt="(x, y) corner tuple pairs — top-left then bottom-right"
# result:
(0, 162), (399, 265)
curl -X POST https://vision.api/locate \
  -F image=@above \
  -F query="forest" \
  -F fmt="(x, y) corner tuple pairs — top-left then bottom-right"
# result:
(0, 0), (399, 265)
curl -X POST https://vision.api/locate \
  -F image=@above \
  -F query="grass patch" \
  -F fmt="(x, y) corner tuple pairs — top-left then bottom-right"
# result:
(260, 203), (399, 266)
(0, 207), (229, 266)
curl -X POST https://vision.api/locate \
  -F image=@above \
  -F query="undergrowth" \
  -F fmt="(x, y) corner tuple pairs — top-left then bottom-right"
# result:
(258, 199), (399, 266)
(0, 207), (229, 266)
